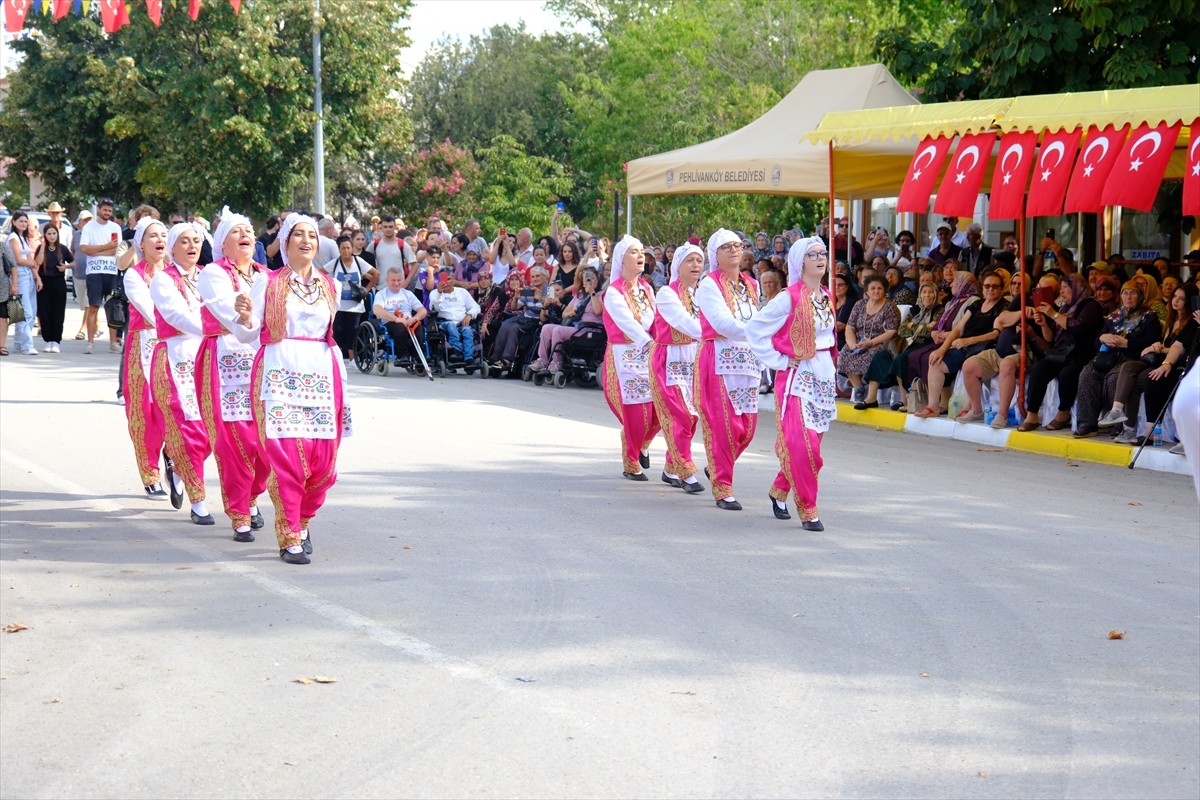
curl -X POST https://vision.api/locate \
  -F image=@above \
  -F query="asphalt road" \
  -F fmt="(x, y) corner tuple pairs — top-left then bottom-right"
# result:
(1, 328), (1197, 799)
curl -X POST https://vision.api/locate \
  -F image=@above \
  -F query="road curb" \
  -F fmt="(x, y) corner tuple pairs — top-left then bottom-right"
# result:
(835, 403), (1190, 475)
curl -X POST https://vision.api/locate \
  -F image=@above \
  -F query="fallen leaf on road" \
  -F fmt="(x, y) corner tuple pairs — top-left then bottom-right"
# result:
(313, 676), (338, 684)
(49, 698), (62, 704)
(293, 678), (314, 685)
(976, 447), (1003, 452)
(515, 676), (537, 683)
(3, 623), (30, 634)
(1107, 630), (1125, 640)
(1065, 461), (1080, 467)
(1127, 501), (1142, 507)
(670, 691), (696, 695)
(402, 545), (412, 550)
(978, 771), (988, 778)
(919, 672), (930, 678)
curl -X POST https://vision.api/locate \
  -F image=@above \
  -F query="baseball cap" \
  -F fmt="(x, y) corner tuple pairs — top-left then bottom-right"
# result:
(935, 221), (952, 233)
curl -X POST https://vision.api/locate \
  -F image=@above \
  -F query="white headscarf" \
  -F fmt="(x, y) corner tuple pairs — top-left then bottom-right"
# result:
(132, 216), (167, 262)
(787, 236), (827, 286)
(706, 228), (741, 275)
(275, 213), (318, 268)
(166, 222), (205, 267)
(610, 234), (644, 280)
(670, 243), (704, 278)
(212, 205), (254, 261)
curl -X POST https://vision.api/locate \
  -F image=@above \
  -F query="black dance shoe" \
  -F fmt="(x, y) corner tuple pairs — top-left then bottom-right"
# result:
(164, 454), (183, 510)
(190, 511), (216, 526)
(715, 498), (743, 511)
(233, 530), (255, 543)
(771, 496), (791, 520)
(801, 519), (825, 532)
(680, 479), (705, 494)
(639, 451), (651, 470)
(301, 531), (313, 555)
(279, 548), (311, 565)
(661, 472), (683, 488)
(144, 483), (167, 499)
(249, 512), (265, 530)
(623, 471), (649, 482)
(853, 400), (879, 410)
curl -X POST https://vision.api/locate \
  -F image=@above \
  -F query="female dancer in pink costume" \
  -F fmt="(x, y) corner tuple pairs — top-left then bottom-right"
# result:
(149, 222), (214, 524)
(196, 208), (270, 542)
(694, 229), (761, 511)
(121, 217), (169, 498)
(747, 237), (837, 530)
(230, 214), (351, 565)
(601, 235), (661, 481)
(649, 242), (705, 494)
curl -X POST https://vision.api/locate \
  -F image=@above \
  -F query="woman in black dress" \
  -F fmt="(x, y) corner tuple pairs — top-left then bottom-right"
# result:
(34, 222), (72, 353)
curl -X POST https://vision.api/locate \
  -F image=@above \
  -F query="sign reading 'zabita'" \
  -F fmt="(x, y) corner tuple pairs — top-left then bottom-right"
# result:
(666, 165), (782, 188)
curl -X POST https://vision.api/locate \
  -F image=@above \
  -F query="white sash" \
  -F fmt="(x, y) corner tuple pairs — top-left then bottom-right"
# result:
(612, 342), (652, 405)
(165, 337), (201, 422)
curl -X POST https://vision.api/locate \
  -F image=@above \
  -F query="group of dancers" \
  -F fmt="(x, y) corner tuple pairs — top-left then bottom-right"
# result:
(122, 210), (349, 565)
(601, 230), (837, 529)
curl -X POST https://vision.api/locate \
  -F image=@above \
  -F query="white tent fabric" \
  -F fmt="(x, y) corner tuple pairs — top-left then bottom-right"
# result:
(625, 63), (921, 200)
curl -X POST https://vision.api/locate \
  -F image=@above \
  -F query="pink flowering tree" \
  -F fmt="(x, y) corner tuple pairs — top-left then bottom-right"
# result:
(375, 139), (479, 225)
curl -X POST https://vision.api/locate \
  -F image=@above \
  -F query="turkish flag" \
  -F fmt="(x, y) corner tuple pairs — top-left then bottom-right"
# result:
(1025, 129), (1080, 218)
(4, 0), (32, 32)
(228, 0), (239, 12)
(933, 133), (995, 217)
(988, 131), (1037, 220)
(1063, 125), (1129, 214)
(1184, 121), (1200, 218)
(187, 0), (200, 20)
(53, 0), (70, 18)
(1101, 122), (1183, 212)
(98, 0), (123, 30)
(145, 0), (159, 24)
(896, 135), (952, 214)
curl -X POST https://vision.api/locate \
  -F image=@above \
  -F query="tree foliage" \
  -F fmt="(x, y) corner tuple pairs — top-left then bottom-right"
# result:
(375, 139), (479, 222)
(876, 0), (1200, 101)
(474, 135), (573, 235)
(0, 0), (412, 216)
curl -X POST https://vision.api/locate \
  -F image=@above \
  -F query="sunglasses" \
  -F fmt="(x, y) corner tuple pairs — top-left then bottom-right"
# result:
(983, 283), (1002, 289)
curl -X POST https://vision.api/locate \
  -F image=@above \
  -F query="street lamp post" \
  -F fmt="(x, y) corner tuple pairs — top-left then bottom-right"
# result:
(312, 0), (325, 216)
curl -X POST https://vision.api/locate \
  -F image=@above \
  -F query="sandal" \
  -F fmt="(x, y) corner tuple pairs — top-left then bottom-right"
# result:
(914, 406), (939, 418)
(74, 332), (85, 340)
(1017, 418), (1039, 432)
(0, 347), (8, 356)
(1044, 414), (1072, 431)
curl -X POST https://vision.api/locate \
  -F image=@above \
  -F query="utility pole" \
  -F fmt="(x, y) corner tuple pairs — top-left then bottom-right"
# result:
(312, 0), (326, 215)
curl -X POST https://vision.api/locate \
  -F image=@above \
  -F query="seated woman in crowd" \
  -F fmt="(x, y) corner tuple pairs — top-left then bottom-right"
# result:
(1131, 271), (1167, 325)
(1138, 297), (1200, 448)
(859, 281), (942, 410)
(907, 271), (980, 414)
(915, 272), (1005, 419)
(1017, 274), (1105, 431)
(1088, 282), (1188, 442)
(884, 265), (915, 306)
(833, 272), (857, 351)
(530, 267), (603, 373)
(489, 265), (550, 374)
(474, 269), (507, 361)
(977, 273), (1059, 429)
(838, 275), (900, 405)
(937, 257), (960, 304)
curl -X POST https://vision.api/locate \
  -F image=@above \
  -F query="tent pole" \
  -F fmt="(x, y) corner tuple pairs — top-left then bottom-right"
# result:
(626, 195), (633, 237)
(1017, 213), (1027, 418)
(828, 141), (837, 313)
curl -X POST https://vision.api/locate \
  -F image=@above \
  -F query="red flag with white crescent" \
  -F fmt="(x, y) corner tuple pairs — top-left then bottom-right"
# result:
(145, 0), (159, 24)
(897, 135), (952, 214)
(53, 0), (70, 19)
(988, 131), (1037, 220)
(4, 0), (32, 32)
(1063, 125), (1130, 213)
(187, 0), (200, 20)
(1100, 122), (1182, 212)
(228, 0), (239, 12)
(98, 0), (122, 31)
(1184, 121), (1200, 218)
(1025, 129), (1081, 218)
(933, 133), (995, 217)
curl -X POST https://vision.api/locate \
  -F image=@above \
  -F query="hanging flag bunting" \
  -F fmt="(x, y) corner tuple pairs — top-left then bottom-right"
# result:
(933, 132), (995, 217)
(4, 0), (33, 32)
(1183, 121), (1200, 218)
(53, 0), (70, 18)
(187, 0), (199, 20)
(1063, 125), (1130, 214)
(145, 0), (159, 24)
(72, 0), (81, 15)
(988, 131), (1038, 220)
(228, 0), (239, 12)
(98, 0), (123, 31)
(1025, 129), (1081, 218)
(896, 135), (953, 214)
(1100, 122), (1183, 212)
(82, 0), (91, 15)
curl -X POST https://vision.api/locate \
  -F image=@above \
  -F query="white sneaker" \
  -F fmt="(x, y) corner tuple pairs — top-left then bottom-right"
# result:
(22, 347), (38, 355)
(109, 341), (121, 353)
(49, 342), (60, 353)
(1097, 408), (1127, 428)
(84, 342), (94, 354)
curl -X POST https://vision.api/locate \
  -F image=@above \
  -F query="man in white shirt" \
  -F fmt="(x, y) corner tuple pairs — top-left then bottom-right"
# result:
(372, 266), (428, 367)
(46, 201), (72, 249)
(316, 217), (340, 274)
(366, 215), (417, 285)
(515, 227), (534, 268)
(78, 199), (123, 354)
(429, 267), (481, 362)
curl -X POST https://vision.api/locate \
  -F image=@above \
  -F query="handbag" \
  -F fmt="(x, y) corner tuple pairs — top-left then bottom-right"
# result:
(906, 378), (928, 414)
(104, 282), (128, 330)
(1043, 343), (1074, 365)
(1092, 347), (1123, 373)
(6, 296), (25, 324)
(1140, 351), (1167, 368)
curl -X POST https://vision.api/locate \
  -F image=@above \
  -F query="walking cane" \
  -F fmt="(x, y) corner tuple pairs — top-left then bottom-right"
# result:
(1129, 331), (1198, 469)
(407, 322), (435, 382)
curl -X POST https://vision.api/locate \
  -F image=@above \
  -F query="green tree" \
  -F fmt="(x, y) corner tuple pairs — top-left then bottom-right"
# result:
(0, 0), (412, 216)
(876, 0), (1200, 101)
(475, 135), (573, 235)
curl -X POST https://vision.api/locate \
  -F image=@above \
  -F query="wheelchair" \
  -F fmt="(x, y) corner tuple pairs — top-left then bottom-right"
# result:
(352, 299), (430, 378)
(425, 316), (488, 378)
(531, 325), (606, 388)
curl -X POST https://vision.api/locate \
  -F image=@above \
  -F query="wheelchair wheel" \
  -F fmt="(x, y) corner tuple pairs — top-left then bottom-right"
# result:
(376, 359), (390, 376)
(437, 358), (448, 377)
(479, 361), (490, 379)
(521, 366), (533, 382)
(353, 323), (378, 374)
(533, 372), (545, 386)
(553, 371), (568, 389)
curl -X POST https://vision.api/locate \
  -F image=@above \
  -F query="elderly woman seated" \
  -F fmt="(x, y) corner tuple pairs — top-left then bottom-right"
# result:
(530, 266), (603, 374)
(489, 265), (551, 374)
(860, 281), (942, 410)
(884, 265), (915, 306)
(837, 275), (900, 405)
(916, 271), (1006, 419)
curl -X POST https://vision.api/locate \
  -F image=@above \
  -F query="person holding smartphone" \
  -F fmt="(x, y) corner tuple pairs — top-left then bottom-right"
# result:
(78, 199), (124, 354)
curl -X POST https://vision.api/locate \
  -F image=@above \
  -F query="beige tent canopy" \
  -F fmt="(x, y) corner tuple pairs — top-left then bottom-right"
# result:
(625, 64), (921, 200)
